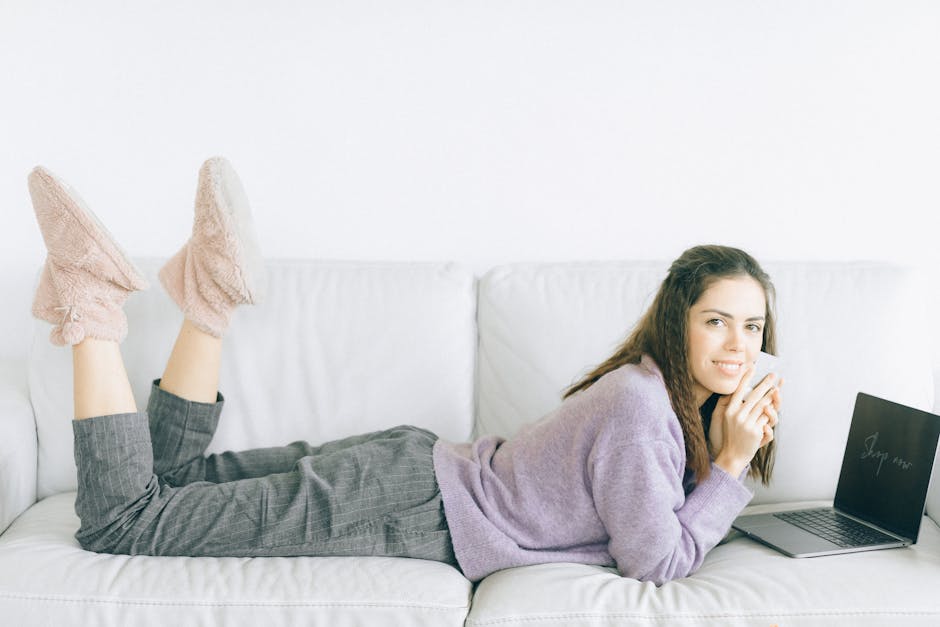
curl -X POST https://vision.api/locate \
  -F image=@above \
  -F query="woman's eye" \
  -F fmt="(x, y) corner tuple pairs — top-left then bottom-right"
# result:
(707, 319), (724, 327)
(747, 324), (763, 333)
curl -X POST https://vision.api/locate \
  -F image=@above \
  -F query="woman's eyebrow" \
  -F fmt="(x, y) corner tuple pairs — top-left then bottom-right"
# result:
(700, 309), (765, 322)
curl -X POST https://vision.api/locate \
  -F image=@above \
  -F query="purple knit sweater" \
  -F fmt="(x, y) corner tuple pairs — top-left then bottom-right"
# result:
(432, 355), (755, 585)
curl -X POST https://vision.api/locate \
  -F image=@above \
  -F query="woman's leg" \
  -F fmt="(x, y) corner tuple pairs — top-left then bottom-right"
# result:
(62, 303), (270, 556)
(73, 339), (138, 419)
(147, 156), (283, 484)
(147, 318), (226, 483)
(148, 318), (325, 485)
(68, 325), (440, 560)
(156, 155), (259, 407)
(158, 318), (222, 404)
(75, 407), (455, 564)
(28, 162), (145, 419)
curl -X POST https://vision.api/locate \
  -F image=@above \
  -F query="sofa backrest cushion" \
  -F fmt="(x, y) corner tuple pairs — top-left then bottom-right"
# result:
(29, 259), (477, 498)
(476, 262), (935, 507)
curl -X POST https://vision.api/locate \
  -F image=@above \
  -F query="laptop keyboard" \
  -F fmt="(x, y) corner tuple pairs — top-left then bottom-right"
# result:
(774, 508), (899, 548)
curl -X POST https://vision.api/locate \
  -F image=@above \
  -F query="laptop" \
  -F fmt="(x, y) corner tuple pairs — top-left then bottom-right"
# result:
(732, 392), (940, 557)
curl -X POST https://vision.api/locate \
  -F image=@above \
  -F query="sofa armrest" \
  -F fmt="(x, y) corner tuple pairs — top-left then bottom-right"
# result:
(0, 360), (37, 534)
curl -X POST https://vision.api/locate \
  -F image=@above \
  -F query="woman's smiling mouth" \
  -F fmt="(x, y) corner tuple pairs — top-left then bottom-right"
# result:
(713, 360), (744, 376)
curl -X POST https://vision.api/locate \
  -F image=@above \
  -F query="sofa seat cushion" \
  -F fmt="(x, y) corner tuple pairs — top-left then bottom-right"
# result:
(465, 501), (940, 627)
(0, 493), (472, 627)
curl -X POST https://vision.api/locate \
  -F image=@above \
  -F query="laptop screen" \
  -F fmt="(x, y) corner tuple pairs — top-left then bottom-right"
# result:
(833, 393), (940, 541)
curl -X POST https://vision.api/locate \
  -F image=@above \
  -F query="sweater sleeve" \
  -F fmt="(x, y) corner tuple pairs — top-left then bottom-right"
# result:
(591, 439), (753, 585)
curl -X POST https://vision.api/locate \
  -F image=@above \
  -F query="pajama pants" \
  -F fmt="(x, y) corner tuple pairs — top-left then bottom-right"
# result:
(71, 380), (458, 567)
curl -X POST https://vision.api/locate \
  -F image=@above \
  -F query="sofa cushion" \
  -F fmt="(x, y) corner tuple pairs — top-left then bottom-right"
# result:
(476, 262), (935, 507)
(465, 501), (940, 627)
(0, 493), (472, 627)
(28, 259), (477, 498)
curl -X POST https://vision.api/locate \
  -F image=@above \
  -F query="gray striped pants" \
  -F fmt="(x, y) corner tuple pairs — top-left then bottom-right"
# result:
(72, 380), (458, 567)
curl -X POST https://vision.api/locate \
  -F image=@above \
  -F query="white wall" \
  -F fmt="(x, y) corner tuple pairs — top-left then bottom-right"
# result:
(2, 1), (939, 363)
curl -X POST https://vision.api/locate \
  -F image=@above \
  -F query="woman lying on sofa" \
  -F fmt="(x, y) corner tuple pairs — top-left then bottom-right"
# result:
(27, 158), (782, 586)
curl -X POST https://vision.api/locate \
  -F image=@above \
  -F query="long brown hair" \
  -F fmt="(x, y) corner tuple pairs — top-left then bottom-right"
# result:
(563, 245), (777, 486)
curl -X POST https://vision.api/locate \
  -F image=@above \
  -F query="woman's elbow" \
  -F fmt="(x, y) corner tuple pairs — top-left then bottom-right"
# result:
(616, 550), (704, 586)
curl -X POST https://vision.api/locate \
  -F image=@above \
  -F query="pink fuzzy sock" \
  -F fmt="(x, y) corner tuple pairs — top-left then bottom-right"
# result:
(159, 156), (265, 337)
(28, 166), (149, 346)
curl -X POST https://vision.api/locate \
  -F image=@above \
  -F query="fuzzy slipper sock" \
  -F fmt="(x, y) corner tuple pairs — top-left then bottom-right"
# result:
(29, 166), (150, 346)
(159, 156), (265, 337)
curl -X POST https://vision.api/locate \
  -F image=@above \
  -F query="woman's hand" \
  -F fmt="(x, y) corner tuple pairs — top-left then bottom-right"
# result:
(710, 364), (782, 477)
(758, 383), (782, 448)
(709, 369), (783, 453)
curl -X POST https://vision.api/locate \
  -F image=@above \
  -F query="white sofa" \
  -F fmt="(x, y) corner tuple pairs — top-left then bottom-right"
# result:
(1, 258), (938, 626)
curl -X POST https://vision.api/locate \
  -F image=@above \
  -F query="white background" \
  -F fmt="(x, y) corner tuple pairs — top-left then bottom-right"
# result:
(1, 1), (938, 363)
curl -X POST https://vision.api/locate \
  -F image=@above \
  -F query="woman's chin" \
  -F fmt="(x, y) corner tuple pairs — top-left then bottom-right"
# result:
(710, 383), (739, 397)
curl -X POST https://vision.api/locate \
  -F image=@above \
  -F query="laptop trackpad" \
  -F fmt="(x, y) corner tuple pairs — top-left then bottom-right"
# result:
(733, 513), (840, 556)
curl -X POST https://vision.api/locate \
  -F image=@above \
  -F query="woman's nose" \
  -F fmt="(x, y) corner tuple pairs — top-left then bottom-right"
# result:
(726, 327), (746, 351)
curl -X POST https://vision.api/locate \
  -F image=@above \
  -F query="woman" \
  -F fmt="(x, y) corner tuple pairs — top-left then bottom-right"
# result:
(28, 158), (781, 586)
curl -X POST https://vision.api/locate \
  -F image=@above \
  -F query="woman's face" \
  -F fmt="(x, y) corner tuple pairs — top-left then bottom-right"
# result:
(687, 275), (767, 407)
